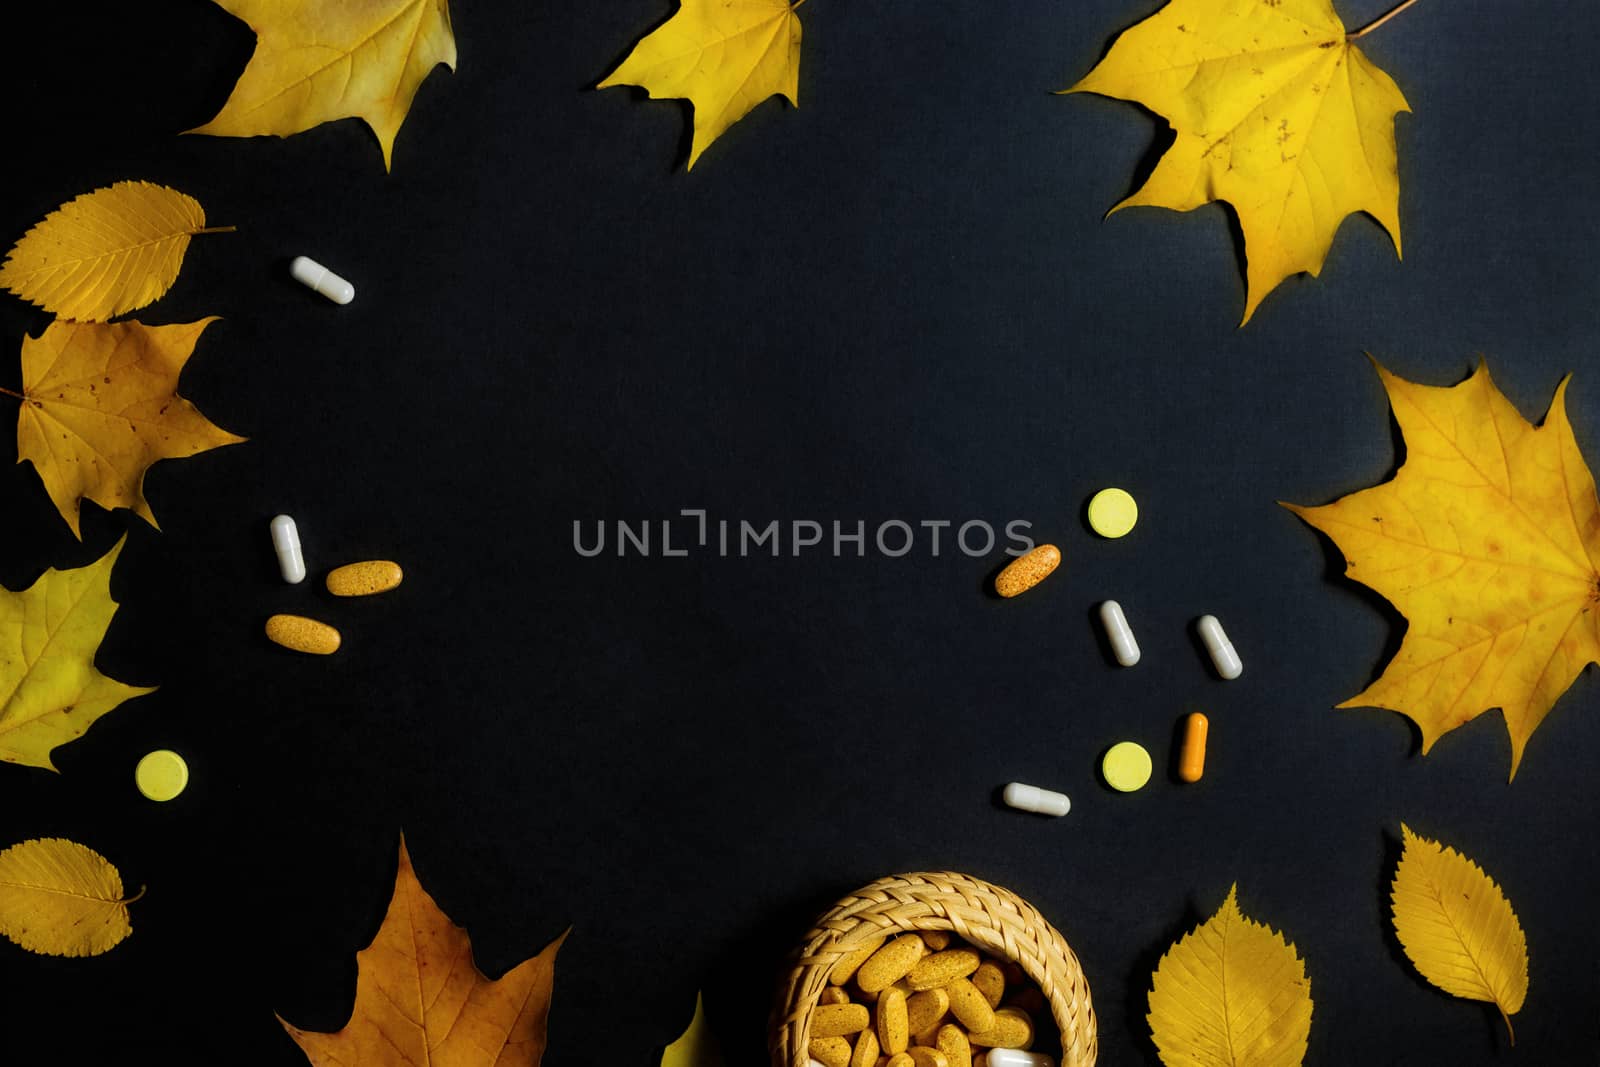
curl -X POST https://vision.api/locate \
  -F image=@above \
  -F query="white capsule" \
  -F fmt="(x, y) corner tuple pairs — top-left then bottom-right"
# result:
(290, 255), (355, 305)
(1099, 600), (1140, 667)
(987, 1051), (1056, 1067)
(1197, 614), (1242, 679)
(1002, 782), (1070, 817)
(270, 514), (305, 584)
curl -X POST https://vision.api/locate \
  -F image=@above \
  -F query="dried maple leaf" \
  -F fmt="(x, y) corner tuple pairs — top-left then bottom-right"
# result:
(1285, 361), (1600, 780)
(1146, 885), (1312, 1067)
(191, 0), (457, 170)
(600, 0), (803, 169)
(0, 182), (232, 323)
(10, 318), (245, 538)
(1067, 0), (1412, 324)
(0, 838), (141, 956)
(1390, 824), (1527, 1042)
(0, 537), (155, 772)
(281, 837), (567, 1067)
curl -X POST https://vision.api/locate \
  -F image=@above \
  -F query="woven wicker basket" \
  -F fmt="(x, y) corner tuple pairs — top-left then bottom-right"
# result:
(771, 871), (1097, 1067)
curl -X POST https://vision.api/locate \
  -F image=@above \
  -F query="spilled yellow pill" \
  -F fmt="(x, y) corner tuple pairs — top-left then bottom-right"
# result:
(994, 545), (1061, 598)
(266, 613), (341, 655)
(326, 560), (403, 597)
(1086, 487), (1138, 538)
(1102, 740), (1152, 792)
(135, 749), (188, 801)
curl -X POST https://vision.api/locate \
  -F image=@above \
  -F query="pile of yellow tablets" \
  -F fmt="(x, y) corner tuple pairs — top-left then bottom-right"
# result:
(809, 931), (1055, 1067)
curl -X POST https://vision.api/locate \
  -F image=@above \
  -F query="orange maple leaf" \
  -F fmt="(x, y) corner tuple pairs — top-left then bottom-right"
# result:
(281, 837), (566, 1066)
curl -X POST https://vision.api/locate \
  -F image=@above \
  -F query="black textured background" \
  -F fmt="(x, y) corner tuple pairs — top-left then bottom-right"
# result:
(1, 0), (1597, 1063)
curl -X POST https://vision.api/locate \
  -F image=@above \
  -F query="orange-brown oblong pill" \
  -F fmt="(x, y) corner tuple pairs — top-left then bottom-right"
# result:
(811, 1004), (871, 1038)
(810, 1038), (852, 1067)
(1179, 712), (1209, 783)
(857, 935), (925, 993)
(994, 545), (1061, 598)
(326, 560), (403, 597)
(946, 977), (996, 1033)
(265, 614), (340, 655)
(876, 987), (909, 1055)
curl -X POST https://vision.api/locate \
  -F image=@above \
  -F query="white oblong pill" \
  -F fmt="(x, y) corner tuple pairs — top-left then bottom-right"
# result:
(987, 1050), (1056, 1067)
(1099, 600), (1140, 667)
(270, 514), (305, 584)
(1197, 614), (1242, 679)
(290, 255), (355, 305)
(1002, 782), (1070, 817)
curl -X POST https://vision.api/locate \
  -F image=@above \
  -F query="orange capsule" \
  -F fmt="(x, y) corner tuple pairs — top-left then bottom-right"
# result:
(1178, 712), (1209, 783)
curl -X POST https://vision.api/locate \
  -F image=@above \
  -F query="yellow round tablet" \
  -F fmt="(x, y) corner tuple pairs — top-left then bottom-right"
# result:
(1087, 488), (1138, 538)
(135, 750), (188, 802)
(1102, 741), (1152, 792)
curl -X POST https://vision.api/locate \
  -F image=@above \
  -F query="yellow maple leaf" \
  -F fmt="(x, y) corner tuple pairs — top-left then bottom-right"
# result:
(10, 318), (245, 539)
(0, 838), (142, 956)
(0, 182), (232, 323)
(281, 837), (567, 1067)
(1147, 884), (1312, 1067)
(0, 537), (156, 772)
(1285, 361), (1600, 780)
(661, 992), (722, 1067)
(191, 0), (457, 170)
(1390, 824), (1527, 1043)
(600, 0), (803, 169)
(1067, 0), (1411, 324)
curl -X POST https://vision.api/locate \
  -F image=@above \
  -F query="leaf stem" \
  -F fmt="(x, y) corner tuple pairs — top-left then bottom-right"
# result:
(123, 885), (148, 905)
(192, 226), (237, 235)
(0, 385), (24, 402)
(1348, 0), (1422, 39)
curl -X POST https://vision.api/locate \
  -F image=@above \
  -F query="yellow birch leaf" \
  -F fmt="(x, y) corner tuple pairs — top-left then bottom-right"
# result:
(1284, 361), (1600, 780)
(1067, 0), (1410, 324)
(15, 318), (246, 539)
(191, 0), (457, 171)
(0, 537), (155, 772)
(0, 182), (231, 323)
(281, 836), (567, 1067)
(1391, 824), (1528, 1042)
(1147, 884), (1312, 1067)
(600, 0), (803, 170)
(662, 991), (722, 1067)
(0, 838), (140, 957)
